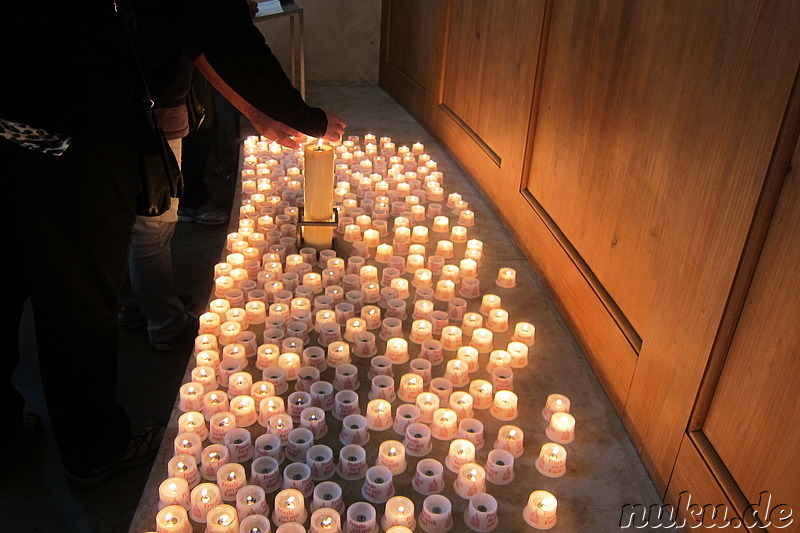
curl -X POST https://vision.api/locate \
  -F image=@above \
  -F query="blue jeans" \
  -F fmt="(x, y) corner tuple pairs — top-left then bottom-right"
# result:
(120, 139), (190, 343)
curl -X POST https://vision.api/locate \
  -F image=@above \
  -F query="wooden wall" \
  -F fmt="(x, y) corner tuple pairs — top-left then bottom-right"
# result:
(381, 0), (800, 527)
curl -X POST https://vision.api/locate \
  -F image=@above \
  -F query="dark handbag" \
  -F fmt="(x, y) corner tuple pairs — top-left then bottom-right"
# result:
(118, 0), (183, 217)
(136, 105), (184, 216)
(186, 84), (206, 134)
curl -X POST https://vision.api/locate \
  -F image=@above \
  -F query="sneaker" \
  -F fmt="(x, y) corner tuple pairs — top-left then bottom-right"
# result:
(0, 413), (42, 467)
(152, 314), (199, 352)
(65, 422), (165, 490)
(178, 201), (229, 226)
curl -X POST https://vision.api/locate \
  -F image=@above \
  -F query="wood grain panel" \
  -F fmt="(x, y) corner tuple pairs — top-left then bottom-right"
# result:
(527, 0), (800, 340)
(432, 0), (544, 211)
(666, 435), (752, 530)
(514, 193), (637, 413)
(548, 0), (800, 492)
(379, 0), (443, 118)
(701, 137), (800, 522)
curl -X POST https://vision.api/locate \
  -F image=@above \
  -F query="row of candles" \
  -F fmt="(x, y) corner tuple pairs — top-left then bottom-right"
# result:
(149, 135), (576, 532)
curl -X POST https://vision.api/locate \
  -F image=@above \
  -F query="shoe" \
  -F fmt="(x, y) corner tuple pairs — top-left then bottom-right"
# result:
(65, 421), (165, 490)
(120, 294), (195, 330)
(0, 413), (42, 467)
(178, 201), (229, 225)
(152, 315), (199, 352)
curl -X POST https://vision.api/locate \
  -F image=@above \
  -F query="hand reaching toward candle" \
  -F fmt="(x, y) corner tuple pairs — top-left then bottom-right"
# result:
(246, 109), (303, 148)
(323, 109), (347, 142)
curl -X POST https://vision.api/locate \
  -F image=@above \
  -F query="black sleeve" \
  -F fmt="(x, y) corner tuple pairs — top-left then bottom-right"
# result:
(183, 0), (327, 137)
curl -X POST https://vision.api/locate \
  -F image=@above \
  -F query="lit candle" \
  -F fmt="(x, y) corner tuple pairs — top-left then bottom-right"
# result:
(155, 504), (192, 533)
(415, 392), (440, 424)
(208, 411), (237, 444)
(235, 484), (267, 520)
(546, 412), (576, 444)
(196, 349), (221, 372)
(200, 443), (231, 482)
(461, 312), (483, 336)
(158, 477), (190, 509)
(469, 328), (494, 353)
(409, 319), (433, 344)
(278, 351), (301, 381)
(450, 225), (468, 244)
(398, 373), (424, 403)
(189, 483), (222, 523)
(493, 425), (524, 458)
(486, 349), (512, 373)
(179, 382), (205, 412)
(303, 140), (335, 250)
(535, 442), (567, 478)
(267, 413), (294, 446)
(178, 411), (208, 441)
(377, 440), (407, 475)
(229, 395), (257, 428)
(456, 346), (480, 372)
(366, 399), (393, 431)
(199, 312), (222, 336)
(506, 341), (529, 368)
(168, 454), (200, 488)
(430, 408), (459, 440)
(256, 343), (281, 370)
(479, 294), (501, 316)
(512, 321), (536, 346)
(382, 496), (416, 531)
(523, 491), (558, 530)
(445, 439), (476, 474)
(490, 391), (518, 421)
(435, 240), (454, 259)
(202, 390), (229, 421)
(453, 463), (486, 500)
(309, 507), (342, 533)
(448, 391), (474, 420)
(542, 393), (571, 421)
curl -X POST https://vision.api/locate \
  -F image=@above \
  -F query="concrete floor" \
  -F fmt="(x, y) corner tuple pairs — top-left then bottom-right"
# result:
(3, 85), (676, 533)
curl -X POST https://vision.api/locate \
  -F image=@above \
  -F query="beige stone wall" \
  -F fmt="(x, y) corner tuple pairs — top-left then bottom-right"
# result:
(254, 0), (381, 85)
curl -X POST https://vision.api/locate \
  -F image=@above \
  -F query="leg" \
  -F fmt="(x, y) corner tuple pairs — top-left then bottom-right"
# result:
(127, 138), (192, 345)
(2, 137), (139, 472)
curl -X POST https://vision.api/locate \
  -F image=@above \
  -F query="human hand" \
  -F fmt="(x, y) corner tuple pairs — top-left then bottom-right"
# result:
(323, 109), (347, 142)
(248, 111), (303, 149)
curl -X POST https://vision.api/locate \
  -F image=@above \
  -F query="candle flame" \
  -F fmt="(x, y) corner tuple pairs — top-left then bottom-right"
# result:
(218, 514), (231, 526)
(177, 461), (187, 471)
(209, 452), (220, 461)
(388, 447), (397, 456)
(227, 471), (237, 481)
(317, 138), (323, 148)
(508, 430), (517, 439)
(286, 496), (296, 508)
(322, 516), (333, 527)
(397, 506), (405, 513)
(201, 488), (210, 502)
(164, 512), (177, 525)
(167, 482), (177, 492)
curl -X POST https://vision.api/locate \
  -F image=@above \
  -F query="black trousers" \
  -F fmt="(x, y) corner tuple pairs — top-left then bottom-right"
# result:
(1, 137), (139, 472)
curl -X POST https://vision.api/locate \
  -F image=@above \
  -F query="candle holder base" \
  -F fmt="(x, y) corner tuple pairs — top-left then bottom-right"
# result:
(297, 207), (339, 252)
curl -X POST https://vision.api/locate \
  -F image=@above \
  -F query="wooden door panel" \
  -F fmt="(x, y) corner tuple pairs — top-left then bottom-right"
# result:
(701, 142), (800, 519)
(433, 0), (544, 210)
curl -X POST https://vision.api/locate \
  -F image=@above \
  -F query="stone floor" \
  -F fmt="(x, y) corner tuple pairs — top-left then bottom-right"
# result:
(3, 85), (676, 533)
